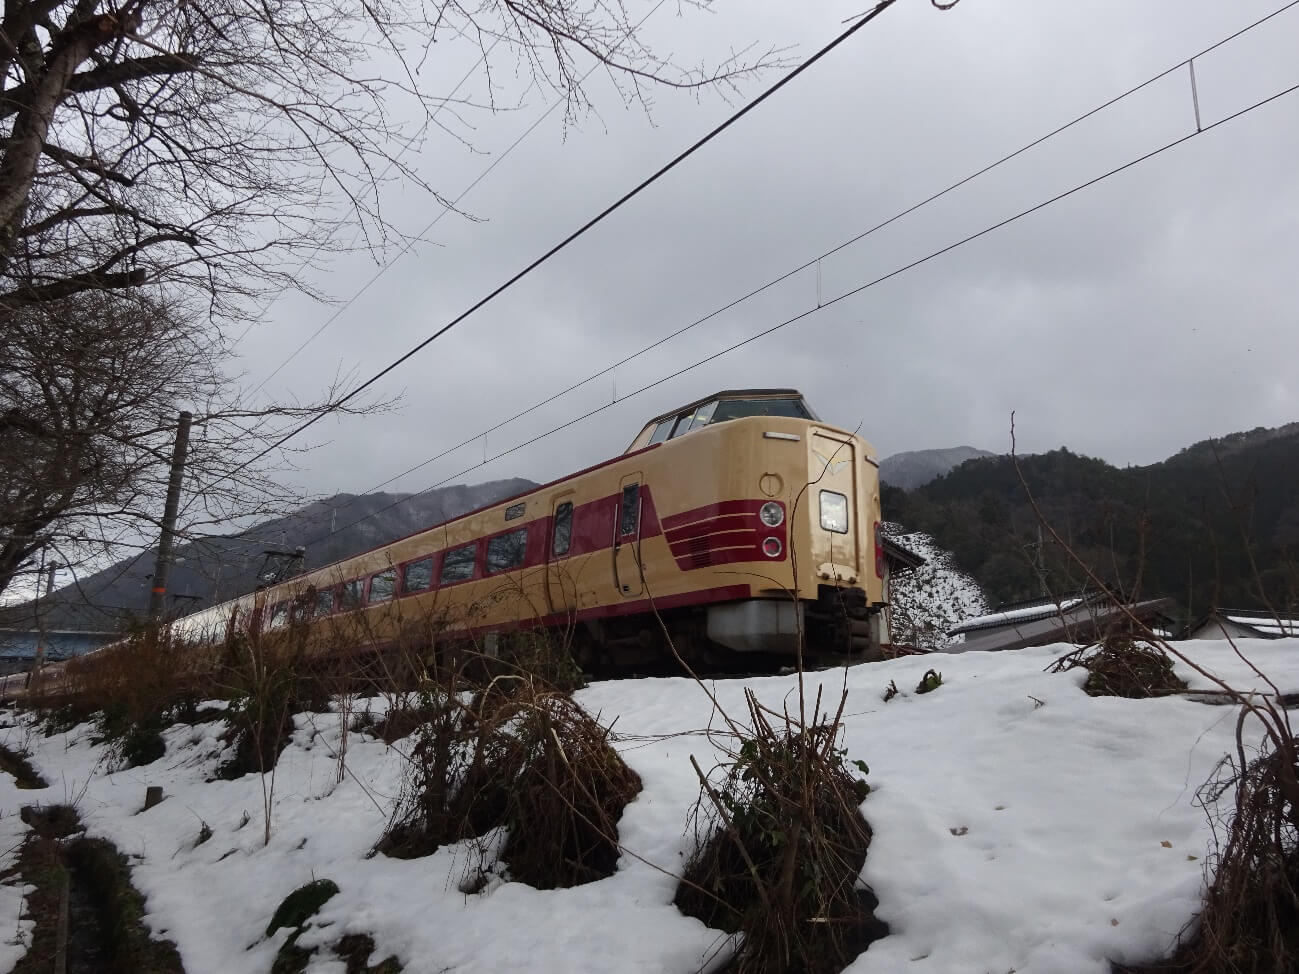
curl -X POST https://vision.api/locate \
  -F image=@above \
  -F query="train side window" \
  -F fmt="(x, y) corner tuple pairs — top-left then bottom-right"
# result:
(268, 601), (289, 630)
(668, 411), (693, 439)
(441, 544), (476, 584)
(647, 419), (673, 445)
(619, 483), (640, 537)
(403, 556), (434, 594)
(486, 528), (527, 574)
(368, 568), (397, 604)
(314, 587), (336, 618)
(339, 578), (363, 611)
(552, 501), (573, 557)
(686, 400), (718, 431)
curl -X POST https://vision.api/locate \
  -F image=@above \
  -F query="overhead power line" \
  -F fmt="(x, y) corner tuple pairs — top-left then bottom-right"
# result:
(217, 0), (905, 479)
(241, 0), (673, 402)
(285, 47), (1299, 556)
(220, 0), (1299, 554)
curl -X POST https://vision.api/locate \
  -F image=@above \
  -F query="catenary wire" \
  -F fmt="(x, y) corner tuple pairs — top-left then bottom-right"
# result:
(276, 71), (1299, 560)
(215, 0), (1299, 549)
(241, 0), (673, 401)
(212, 1), (904, 482)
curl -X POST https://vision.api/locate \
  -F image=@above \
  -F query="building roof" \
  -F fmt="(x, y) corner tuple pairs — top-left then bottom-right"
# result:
(881, 537), (925, 574)
(1183, 608), (1299, 639)
(948, 592), (1097, 637)
(945, 594), (1176, 654)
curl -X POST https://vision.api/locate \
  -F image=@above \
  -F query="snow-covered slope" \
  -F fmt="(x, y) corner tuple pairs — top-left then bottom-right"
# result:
(3, 642), (1297, 974)
(885, 526), (988, 648)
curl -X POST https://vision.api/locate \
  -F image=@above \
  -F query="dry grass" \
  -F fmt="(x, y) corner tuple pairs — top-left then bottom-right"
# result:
(1116, 731), (1299, 974)
(675, 688), (885, 974)
(1050, 636), (1187, 699)
(377, 668), (641, 891)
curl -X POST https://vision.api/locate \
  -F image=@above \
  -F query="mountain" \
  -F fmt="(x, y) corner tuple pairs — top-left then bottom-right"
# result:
(2, 478), (536, 631)
(883, 423), (1299, 620)
(879, 446), (996, 490)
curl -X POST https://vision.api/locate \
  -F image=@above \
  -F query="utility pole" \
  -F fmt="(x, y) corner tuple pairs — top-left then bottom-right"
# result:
(148, 410), (193, 622)
(28, 556), (57, 688)
(1035, 524), (1048, 598)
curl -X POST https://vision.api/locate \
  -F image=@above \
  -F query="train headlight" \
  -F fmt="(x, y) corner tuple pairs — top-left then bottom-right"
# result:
(758, 502), (784, 528)
(819, 491), (849, 534)
(762, 537), (783, 558)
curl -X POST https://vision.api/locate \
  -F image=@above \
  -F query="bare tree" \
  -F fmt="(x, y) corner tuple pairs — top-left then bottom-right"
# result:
(0, 289), (381, 600)
(0, 1), (778, 601)
(0, 0), (776, 316)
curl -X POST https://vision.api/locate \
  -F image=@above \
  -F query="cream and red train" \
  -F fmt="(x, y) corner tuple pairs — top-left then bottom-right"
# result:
(170, 390), (888, 668)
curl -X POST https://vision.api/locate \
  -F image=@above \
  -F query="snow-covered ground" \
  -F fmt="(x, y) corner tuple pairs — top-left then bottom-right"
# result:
(884, 527), (988, 648)
(1, 641), (1297, 974)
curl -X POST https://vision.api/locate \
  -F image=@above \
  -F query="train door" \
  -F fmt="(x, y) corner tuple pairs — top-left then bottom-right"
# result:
(811, 431), (860, 576)
(546, 492), (577, 617)
(613, 474), (643, 597)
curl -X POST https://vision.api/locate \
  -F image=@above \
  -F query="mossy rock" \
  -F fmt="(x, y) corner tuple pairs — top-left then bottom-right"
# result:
(266, 879), (340, 938)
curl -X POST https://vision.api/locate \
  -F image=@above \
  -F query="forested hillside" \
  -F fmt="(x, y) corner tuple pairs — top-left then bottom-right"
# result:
(883, 424), (1299, 619)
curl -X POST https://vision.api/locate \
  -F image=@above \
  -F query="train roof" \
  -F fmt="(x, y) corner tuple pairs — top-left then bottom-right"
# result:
(642, 389), (818, 426)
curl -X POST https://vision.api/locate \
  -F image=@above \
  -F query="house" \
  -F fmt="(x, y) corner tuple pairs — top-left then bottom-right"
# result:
(945, 592), (1176, 655)
(1182, 609), (1299, 641)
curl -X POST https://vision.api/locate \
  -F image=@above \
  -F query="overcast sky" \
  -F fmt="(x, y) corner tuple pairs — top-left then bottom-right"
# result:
(228, 0), (1299, 503)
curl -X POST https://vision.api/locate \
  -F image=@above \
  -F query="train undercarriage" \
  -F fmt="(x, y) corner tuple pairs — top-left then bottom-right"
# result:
(569, 588), (882, 675)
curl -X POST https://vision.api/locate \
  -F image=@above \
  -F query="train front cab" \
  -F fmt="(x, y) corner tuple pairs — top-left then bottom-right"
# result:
(626, 390), (886, 661)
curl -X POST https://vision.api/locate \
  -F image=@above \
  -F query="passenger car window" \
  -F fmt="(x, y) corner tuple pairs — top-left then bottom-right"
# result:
(368, 568), (396, 603)
(403, 556), (434, 594)
(619, 484), (640, 537)
(314, 588), (336, 618)
(339, 578), (363, 611)
(552, 502), (573, 557)
(486, 528), (528, 573)
(268, 602), (289, 630)
(440, 544), (477, 584)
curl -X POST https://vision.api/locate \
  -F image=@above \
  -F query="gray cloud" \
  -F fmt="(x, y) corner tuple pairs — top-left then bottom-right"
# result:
(228, 0), (1299, 509)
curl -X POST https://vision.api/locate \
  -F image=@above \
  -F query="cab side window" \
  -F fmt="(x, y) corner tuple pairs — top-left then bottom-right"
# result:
(619, 484), (640, 537)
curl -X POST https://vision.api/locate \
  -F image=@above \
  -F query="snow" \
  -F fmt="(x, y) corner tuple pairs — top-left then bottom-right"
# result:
(0, 641), (1296, 974)
(949, 597), (1087, 634)
(0, 782), (34, 968)
(1224, 615), (1298, 636)
(883, 527), (988, 648)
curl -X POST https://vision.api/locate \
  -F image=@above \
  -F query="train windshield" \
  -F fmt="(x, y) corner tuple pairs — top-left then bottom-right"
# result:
(647, 396), (812, 445)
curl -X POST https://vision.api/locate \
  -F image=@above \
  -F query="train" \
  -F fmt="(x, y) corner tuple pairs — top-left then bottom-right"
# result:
(168, 389), (889, 670)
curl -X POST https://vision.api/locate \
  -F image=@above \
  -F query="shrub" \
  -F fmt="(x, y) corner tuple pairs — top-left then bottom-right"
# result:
(675, 689), (886, 974)
(1050, 637), (1186, 699)
(1116, 737), (1299, 974)
(377, 677), (641, 890)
